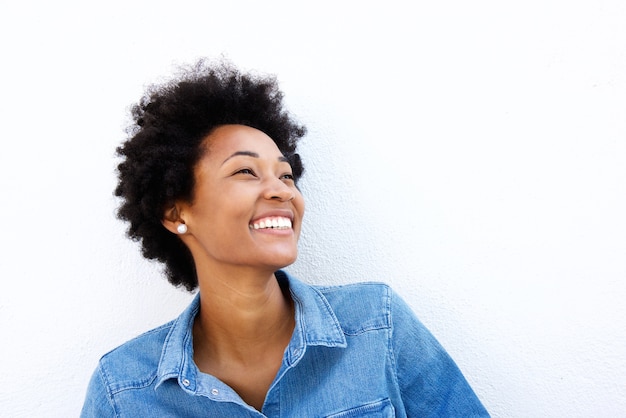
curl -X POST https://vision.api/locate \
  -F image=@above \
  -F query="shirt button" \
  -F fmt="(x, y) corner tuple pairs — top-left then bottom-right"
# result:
(211, 388), (219, 396)
(182, 379), (190, 387)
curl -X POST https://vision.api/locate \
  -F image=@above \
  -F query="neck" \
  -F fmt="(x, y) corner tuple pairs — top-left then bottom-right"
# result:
(193, 267), (294, 366)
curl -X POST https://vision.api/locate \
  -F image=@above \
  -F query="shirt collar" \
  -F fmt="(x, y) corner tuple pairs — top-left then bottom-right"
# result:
(155, 270), (347, 390)
(155, 291), (200, 391)
(278, 270), (346, 348)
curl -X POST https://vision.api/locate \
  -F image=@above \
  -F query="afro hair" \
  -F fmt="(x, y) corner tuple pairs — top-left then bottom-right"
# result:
(114, 59), (306, 291)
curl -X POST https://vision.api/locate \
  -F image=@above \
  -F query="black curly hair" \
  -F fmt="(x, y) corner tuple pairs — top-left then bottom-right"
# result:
(114, 59), (306, 291)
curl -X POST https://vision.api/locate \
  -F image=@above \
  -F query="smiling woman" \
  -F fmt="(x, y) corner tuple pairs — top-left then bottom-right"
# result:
(164, 125), (305, 283)
(80, 58), (489, 417)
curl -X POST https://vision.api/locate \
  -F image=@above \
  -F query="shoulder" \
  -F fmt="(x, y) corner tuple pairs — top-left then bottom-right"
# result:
(284, 272), (421, 335)
(313, 281), (394, 334)
(315, 281), (392, 305)
(312, 280), (430, 337)
(81, 321), (177, 416)
(95, 321), (174, 390)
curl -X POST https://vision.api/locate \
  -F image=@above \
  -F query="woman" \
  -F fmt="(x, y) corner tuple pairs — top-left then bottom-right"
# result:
(81, 59), (489, 417)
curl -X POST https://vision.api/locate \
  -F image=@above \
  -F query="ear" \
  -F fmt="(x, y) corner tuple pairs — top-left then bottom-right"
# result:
(162, 203), (185, 235)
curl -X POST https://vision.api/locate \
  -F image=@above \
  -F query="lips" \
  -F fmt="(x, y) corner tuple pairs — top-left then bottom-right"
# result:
(249, 216), (293, 230)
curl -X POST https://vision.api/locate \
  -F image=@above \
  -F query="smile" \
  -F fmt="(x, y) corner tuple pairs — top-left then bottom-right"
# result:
(249, 216), (293, 230)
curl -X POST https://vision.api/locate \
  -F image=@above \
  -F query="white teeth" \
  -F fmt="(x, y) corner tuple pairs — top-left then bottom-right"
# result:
(250, 217), (292, 230)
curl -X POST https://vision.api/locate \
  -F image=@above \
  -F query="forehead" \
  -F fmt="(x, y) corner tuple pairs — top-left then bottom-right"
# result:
(203, 124), (283, 161)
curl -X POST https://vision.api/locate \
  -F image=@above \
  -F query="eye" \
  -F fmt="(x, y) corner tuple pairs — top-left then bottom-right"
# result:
(235, 168), (257, 177)
(280, 173), (296, 184)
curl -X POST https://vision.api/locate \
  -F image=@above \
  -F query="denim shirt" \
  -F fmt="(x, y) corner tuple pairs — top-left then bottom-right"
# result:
(81, 271), (489, 417)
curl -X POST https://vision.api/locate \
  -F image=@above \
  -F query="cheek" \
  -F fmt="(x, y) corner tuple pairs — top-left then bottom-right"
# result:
(295, 195), (305, 219)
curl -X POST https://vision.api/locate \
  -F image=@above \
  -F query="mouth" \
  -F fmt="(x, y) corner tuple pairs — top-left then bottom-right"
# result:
(249, 216), (293, 230)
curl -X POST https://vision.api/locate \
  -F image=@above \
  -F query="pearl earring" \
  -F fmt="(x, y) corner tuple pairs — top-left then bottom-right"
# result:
(176, 224), (188, 234)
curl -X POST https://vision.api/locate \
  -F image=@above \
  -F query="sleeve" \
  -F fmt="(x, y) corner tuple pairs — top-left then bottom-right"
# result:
(80, 365), (117, 418)
(389, 288), (490, 417)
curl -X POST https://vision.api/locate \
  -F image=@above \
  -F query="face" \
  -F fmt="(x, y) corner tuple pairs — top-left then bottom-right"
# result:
(174, 124), (305, 274)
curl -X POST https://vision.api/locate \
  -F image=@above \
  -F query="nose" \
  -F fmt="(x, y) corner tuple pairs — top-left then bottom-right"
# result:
(263, 177), (295, 202)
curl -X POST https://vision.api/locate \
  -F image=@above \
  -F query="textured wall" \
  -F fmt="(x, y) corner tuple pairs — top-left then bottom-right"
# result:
(1, 1), (626, 417)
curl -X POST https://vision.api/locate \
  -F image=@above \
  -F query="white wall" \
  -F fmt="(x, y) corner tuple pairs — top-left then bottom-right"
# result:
(1, 1), (625, 416)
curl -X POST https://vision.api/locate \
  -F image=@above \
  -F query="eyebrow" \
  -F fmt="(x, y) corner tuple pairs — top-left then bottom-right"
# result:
(222, 151), (289, 165)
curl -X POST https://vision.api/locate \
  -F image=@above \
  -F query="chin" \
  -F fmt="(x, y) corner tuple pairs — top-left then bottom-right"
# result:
(267, 252), (298, 270)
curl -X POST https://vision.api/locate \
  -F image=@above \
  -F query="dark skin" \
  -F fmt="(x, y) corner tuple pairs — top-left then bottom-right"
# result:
(162, 125), (305, 410)
(191, 279), (295, 409)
